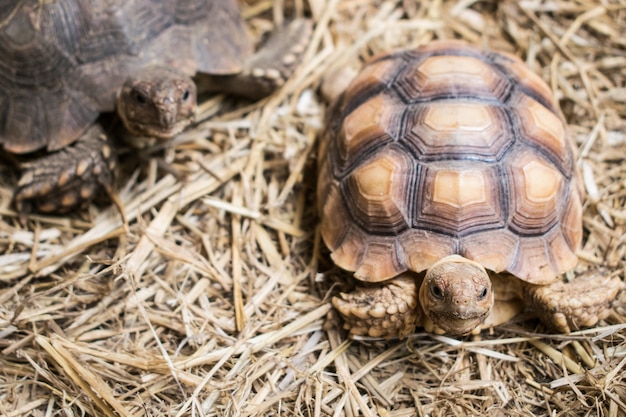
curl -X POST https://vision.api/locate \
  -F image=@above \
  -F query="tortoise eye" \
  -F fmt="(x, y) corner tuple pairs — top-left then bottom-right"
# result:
(478, 287), (488, 300)
(133, 90), (147, 105)
(431, 284), (443, 299)
(182, 90), (190, 101)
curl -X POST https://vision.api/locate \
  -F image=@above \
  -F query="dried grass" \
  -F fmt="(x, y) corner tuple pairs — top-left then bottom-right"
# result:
(1, 0), (625, 416)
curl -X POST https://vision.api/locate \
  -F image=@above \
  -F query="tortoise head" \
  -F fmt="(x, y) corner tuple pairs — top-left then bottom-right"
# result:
(117, 66), (197, 141)
(419, 255), (493, 335)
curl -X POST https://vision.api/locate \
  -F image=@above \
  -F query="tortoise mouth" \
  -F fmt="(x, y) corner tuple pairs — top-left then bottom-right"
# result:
(428, 309), (491, 336)
(124, 118), (193, 140)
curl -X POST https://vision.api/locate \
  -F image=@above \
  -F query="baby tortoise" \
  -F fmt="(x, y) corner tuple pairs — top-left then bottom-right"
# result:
(318, 41), (624, 338)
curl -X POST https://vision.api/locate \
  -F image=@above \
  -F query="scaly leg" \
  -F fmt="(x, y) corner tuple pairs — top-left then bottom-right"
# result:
(198, 19), (312, 99)
(332, 273), (420, 339)
(522, 273), (624, 333)
(15, 124), (118, 215)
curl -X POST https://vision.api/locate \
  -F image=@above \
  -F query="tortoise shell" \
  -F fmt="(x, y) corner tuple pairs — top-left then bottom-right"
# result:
(0, 0), (249, 154)
(318, 41), (583, 285)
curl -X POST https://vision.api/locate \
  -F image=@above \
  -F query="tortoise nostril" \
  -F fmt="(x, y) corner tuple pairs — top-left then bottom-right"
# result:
(452, 296), (470, 306)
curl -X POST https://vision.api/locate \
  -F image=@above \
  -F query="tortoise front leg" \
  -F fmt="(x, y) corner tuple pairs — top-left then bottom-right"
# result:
(198, 19), (312, 100)
(15, 124), (117, 215)
(522, 273), (624, 333)
(332, 273), (420, 339)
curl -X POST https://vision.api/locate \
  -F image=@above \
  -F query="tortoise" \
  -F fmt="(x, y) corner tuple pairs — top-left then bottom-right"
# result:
(0, 0), (311, 213)
(318, 40), (624, 338)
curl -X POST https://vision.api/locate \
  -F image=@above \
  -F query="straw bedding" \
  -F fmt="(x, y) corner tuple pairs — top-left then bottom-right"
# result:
(0, 0), (625, 415)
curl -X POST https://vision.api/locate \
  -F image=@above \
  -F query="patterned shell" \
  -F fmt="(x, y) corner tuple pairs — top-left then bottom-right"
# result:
(318, 41), (583, 285)
(0, 0), (249, 154)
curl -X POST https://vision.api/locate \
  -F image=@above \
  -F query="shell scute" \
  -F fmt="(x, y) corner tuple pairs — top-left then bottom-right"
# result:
(414, 162), (505, 236)
(394, 54), (512, 104)
(333, 94), (405, 176)
(561, 186), (584, 251)
(506, 148), (564, 235)
(342, 147), (414, 235)
(515, 94), (573, 172)
(491, 51), (556, 111)
(342, 57), (401, 109)
(354, 238), (405, 282)
(401, 229), (458, 274)
(459, 229), (519, 273)
(403, 101), (511, 161)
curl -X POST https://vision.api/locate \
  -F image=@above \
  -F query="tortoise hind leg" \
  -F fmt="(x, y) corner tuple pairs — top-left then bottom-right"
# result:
(15, 124), (117, 215)
(522, 273), (624, 333)
(198, 19), (312, 100)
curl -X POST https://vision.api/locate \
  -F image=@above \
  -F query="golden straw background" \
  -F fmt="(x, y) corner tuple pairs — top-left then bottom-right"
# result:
(1, 1), (625, 415)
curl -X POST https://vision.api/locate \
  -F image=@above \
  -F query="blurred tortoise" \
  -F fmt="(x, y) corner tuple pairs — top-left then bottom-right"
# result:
(318, 41), (623, 338)
(0, 0), (310, 213)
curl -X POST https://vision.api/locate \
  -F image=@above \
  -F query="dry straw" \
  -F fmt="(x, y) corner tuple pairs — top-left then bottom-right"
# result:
(1, 0), (625, 416)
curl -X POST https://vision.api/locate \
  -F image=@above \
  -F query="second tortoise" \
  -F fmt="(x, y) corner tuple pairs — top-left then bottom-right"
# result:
(0, 0), (310, 213)
(318, 41), (623, 338)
